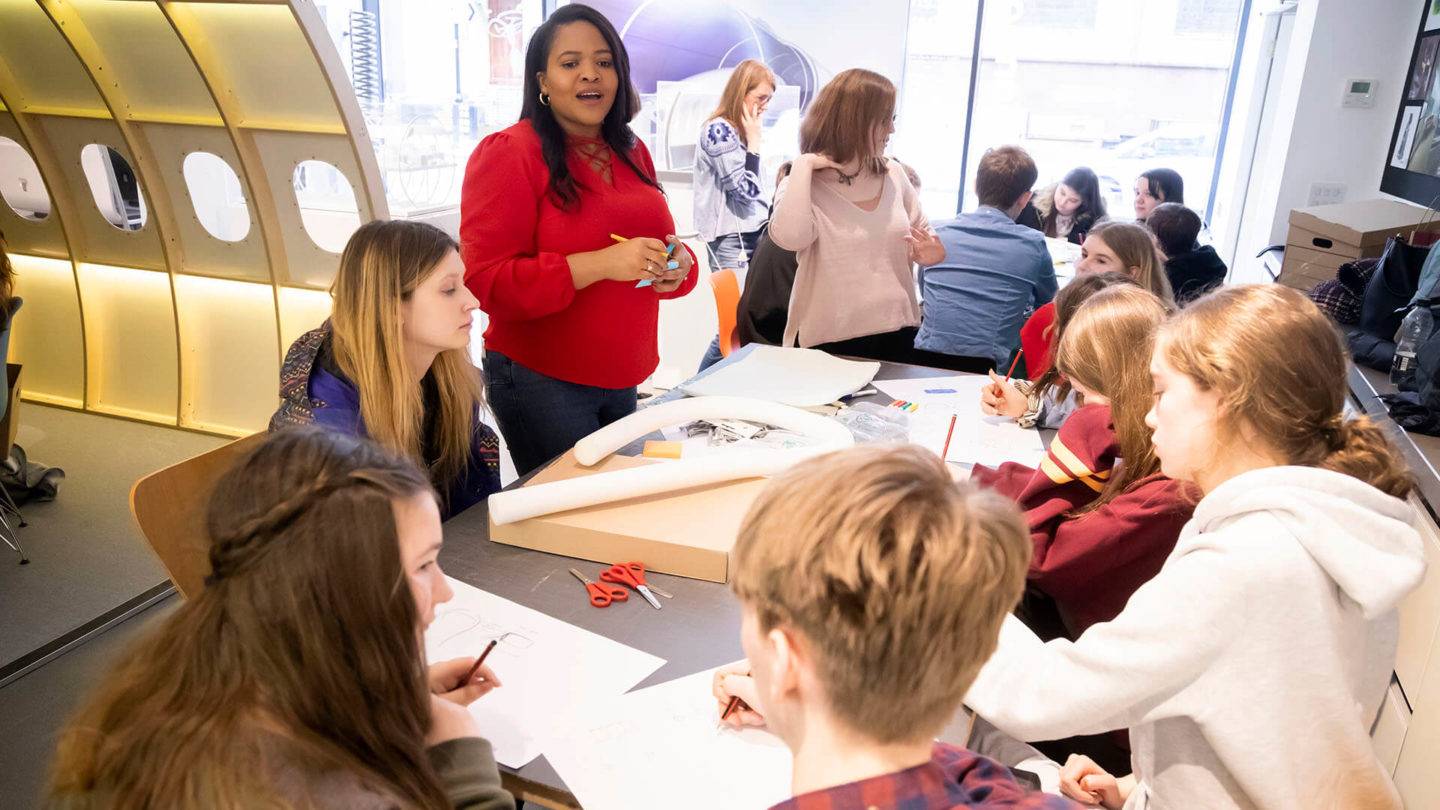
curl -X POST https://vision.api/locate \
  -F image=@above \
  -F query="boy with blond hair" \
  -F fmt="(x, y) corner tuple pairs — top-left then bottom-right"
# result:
(713, 444), (1076, 809)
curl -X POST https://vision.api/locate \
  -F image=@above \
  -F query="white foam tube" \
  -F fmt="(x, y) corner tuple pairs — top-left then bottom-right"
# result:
(488, 396), (855, 526)
(573, 395), (853, 466)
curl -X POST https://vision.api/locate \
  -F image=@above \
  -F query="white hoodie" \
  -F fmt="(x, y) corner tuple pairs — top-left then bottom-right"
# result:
(965, 466), (1426, 810)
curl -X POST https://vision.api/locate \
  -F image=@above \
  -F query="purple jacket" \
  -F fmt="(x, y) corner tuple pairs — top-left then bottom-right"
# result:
(270, 322), (501, 519)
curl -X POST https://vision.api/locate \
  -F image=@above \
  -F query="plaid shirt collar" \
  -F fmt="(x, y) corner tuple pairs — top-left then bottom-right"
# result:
(768, 743), (1078, 810)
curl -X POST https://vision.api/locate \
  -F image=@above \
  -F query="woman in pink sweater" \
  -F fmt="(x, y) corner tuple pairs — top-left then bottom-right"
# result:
(768, 69), (945, 364)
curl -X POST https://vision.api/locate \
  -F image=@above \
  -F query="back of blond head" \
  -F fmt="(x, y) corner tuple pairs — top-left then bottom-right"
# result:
(730, 444), (1030, 744)
(1161, 285), (1411, 499)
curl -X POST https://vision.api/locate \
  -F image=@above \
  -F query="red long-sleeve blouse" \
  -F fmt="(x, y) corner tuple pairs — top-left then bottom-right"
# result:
(459, 120), (697, 388)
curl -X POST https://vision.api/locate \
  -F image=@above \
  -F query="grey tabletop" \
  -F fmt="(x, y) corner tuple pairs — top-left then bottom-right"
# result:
(437, 350), (962, 798)
(1349, 364), (1440, 520)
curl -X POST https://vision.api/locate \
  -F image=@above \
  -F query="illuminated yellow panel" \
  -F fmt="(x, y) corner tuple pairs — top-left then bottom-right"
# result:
(76, 263), (178, 424)
(66, 0), (223, 126)
(9, 254), (83, 408)
(0, 0), (109, 117)
(277, 285), (332, 354)
(167, 3), (343, 133)
(173, 274), (278, 435)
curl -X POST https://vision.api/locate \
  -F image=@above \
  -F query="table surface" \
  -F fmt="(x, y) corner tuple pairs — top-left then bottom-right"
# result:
(438, 351), (961, 797)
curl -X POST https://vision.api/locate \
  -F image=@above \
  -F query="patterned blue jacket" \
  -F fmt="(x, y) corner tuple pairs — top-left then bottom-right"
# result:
(691, 117), (768, 243)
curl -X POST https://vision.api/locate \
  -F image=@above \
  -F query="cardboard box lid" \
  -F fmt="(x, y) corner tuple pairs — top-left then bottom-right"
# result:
(488, 451), (770, 583)
(1289, 199), (1440, 249)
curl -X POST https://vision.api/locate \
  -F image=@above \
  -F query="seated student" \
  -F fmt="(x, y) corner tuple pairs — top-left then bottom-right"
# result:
(983, 271), (1139, 430)
(1146, 202), (1227, 305)
(1132, 168), (1183, 223)
(1019, 221), (1173, 378)
(967, 285), (1424, 810)
(271, 220), (500, 519)
(972, 286), (1193, 641)
(1033, 167), (1107, 245)
(736, 162), (800, 348)
(711, 444), (1077, 809)
(48, 428), (514, 810)
(915, 146), (1057, 371)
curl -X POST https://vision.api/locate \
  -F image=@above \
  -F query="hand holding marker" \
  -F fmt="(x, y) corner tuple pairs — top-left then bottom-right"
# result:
(610, 233), (679, 288)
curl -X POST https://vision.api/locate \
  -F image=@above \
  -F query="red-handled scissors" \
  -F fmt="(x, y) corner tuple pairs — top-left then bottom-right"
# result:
(601, 562), (664, 610)
(569, 567), (628, 608)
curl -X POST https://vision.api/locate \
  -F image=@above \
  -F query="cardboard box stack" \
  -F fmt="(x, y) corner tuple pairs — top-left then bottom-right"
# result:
(1280, 199), (1440, 291)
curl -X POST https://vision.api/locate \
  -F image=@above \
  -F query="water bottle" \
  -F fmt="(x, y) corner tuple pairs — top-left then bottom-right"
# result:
(1391, 306), (1434, 388)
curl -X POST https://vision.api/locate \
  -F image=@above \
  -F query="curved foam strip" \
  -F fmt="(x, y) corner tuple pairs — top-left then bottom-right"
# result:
(489, 447), (833, 526)
(573, 395), (852, 466)
(489, 396), (855, 526)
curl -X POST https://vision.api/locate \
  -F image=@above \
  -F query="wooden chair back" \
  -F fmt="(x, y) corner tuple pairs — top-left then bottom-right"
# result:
(130, 432), (265, 599)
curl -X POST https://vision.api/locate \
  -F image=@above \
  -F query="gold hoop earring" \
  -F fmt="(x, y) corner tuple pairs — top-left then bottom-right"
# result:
(539, 91), (551, 107)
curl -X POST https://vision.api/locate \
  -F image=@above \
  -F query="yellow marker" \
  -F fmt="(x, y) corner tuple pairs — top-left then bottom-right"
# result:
(642, 440), (683, 459)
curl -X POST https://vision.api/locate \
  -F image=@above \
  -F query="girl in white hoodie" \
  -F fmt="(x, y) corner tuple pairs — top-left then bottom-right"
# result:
(965, 284), (1425, 810)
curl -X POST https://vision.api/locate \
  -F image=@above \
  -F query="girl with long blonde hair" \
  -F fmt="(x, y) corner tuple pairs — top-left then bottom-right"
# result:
(271, 219), (500, 518)
(49, 428), (512, 809)
(693, 58), (777, 369)
(971, 285), (1193, 640)
(969, 285), (1423, 810)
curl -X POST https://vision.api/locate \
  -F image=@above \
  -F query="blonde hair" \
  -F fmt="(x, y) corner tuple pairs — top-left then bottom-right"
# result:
(1087, 221), (1174, 305)
(799, 68), (895, 177)
(709, 59), (777, 149)
(330, 220), (484, 491)
(730, 444), (1030, 744)
(1055, 285), (1169, 514)
(1160, 285), (1412, 499)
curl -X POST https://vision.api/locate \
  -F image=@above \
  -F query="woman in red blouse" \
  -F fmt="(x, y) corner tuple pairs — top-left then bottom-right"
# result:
(460, 4), (697, 475)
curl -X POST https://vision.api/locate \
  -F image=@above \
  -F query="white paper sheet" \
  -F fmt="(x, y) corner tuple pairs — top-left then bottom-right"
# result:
(680, 345), (881, 407)
(873, 375), (1045, 468)
(544, 667), (793, 810)
(423, 578), (666, 768)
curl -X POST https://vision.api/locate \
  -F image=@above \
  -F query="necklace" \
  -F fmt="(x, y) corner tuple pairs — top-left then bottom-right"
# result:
(834, 166), (861, 186)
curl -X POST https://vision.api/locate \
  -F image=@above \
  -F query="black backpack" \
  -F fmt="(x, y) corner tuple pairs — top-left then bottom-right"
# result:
(1347, 236), (1431, 370)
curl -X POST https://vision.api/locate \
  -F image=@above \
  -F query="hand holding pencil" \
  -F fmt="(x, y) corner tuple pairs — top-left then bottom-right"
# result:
(712, 660), (765, 729)
(980, 352), (1028, 420)
(429, 648), (503, 707)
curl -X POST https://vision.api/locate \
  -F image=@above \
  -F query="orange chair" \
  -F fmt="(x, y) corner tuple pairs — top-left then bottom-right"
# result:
(708, 268), (742, 358)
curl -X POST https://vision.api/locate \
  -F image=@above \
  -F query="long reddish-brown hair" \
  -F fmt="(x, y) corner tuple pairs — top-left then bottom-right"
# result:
(709, 59), (776, 149)
(799, 68), (895, 176)
(50, 428), (452, 809)
(1160, 285), (1412, 499)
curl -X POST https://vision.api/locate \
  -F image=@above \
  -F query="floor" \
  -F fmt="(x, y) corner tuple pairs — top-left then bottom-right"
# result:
(0, 403), (224, 668)
(0, 598), (176, 808)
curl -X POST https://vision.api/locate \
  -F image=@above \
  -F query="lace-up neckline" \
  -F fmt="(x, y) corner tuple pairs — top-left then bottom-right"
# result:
(569, 135), (614, 185)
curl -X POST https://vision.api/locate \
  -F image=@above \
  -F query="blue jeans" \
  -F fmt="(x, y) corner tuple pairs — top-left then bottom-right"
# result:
(483, 349), (637, 477)
(699, 230), (763, 372)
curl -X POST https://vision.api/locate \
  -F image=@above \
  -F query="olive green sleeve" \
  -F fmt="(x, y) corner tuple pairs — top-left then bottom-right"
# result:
(426, 737), (515, 810)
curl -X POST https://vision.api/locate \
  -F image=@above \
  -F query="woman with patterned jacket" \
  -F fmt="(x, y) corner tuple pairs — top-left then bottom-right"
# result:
(271, 220), (500, 520)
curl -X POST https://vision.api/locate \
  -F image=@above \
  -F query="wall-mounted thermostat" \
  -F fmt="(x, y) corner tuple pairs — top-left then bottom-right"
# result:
(1343, 79), (1377, 108)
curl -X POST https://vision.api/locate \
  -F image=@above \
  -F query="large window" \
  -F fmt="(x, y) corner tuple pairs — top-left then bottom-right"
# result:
(313, 0), (1246, 228)
(313, 1), (544, 214)
(957, 0), (1246, 220)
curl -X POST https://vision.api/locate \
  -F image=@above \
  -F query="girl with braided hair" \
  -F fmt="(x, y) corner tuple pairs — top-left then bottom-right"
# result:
(49, 428), (513, 809)
(272, 219), (501, 519)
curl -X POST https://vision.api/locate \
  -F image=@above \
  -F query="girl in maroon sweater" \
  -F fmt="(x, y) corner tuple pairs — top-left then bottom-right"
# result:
(460, 5), (697, 475)
(972, 285), (1193, 640)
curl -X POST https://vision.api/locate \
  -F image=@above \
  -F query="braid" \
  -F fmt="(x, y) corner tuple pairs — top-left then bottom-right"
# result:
(208, 471), (380, 582)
